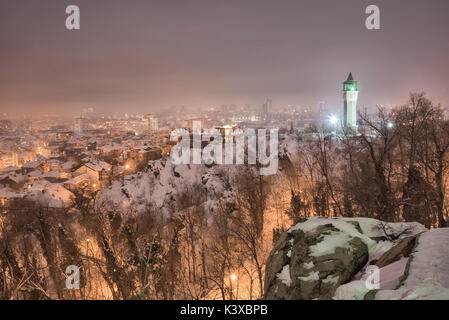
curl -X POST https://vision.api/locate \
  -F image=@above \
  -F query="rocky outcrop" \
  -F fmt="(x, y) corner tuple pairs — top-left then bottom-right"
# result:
(374, 228), (449, 299)
(263, 217), (432, 300)
(264, 218), (372, 299)
(374, 236), (418, 268)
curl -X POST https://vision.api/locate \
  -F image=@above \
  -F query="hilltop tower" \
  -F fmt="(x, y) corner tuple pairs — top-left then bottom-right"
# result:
(343, 72), (358, 132)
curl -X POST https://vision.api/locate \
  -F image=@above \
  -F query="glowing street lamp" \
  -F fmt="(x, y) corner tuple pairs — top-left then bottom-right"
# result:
(387, 122), (394, 129)
(125, 164), (130, 170)
(329, 115), (338, 125)
(230, 274), (237, 281)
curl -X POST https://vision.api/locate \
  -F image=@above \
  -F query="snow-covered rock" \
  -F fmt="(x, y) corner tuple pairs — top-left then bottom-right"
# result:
(25, 183), (74, 208)
(264, 217), (373, 300)
(96, 135), (300, 219)
(373, 228), (449, 300)
(96, 158), (236, 219)
(263, 217), (442, 300)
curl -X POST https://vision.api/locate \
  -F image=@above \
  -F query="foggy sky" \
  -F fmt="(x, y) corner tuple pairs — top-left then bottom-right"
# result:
(0, 0), (448, 116)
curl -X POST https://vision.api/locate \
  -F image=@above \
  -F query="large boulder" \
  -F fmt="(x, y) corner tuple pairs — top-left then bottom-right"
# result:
(264, 217), (373, 299)
(374, 228), (449, 299)
(374, 235), (417, 268)
(264, 217), (429, 300)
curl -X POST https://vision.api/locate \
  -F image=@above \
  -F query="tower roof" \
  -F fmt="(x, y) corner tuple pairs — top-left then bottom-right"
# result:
(346, 72), (354, 82)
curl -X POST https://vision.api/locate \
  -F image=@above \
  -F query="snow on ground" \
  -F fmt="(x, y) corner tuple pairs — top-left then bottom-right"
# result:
(334, 280), (371, 300)
(26, 183), (74, 208)
(298, 270), (320, 282)
(97, 135), (300, 218)
(277, 265), (292, 286)
(375, 228), (449, 300)
(303, 261), (314, 269)
(284, 216), (441, 300)
(336, 256), (410, 299)
(342, 217), (427, 240)
(289, 217), (377, 255)
(335, 228), (449, 300)
(309, 230), (355, 257)
(368, 240), (395, 258)
(287, 216), (421, 266)
(377, 257), (409, 290)
(97, 158), (236, 219)
(322, 275), (339, 285)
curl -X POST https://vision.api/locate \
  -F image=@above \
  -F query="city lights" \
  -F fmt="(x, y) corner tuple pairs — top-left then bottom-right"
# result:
(329, 115), (338, 124)
(1, 0), (448, 305)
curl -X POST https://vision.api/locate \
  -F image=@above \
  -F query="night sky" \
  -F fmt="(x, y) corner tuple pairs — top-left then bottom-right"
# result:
(0, 0), (448, 116)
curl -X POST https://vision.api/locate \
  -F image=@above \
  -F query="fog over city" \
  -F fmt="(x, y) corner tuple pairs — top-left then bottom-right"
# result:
(1, 0), (449, 305)
(1, 0), (448, 116)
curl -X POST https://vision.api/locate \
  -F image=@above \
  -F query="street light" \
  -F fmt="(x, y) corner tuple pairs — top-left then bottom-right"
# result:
(387, 122), (394, 129)
(329, 115), (338, 125)
(230, 274), (237, 281)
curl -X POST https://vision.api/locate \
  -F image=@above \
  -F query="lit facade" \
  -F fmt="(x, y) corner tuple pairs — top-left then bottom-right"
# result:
(343, 72), (358, 132)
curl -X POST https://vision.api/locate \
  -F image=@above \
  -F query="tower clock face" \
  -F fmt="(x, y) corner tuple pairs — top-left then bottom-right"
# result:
(344, 83), (357, 91)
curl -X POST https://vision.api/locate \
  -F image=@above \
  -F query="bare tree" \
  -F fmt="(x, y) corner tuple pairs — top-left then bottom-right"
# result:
(231, 167), (270, 296)
(357, 106), (399, 221)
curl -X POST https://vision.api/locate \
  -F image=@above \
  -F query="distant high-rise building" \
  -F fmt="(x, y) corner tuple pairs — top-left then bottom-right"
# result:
(150, 118), (159, 131)
(318, 101), (326, 121)
(221, 104), (228, 114)
(144, 114), (159, 131)
(343, 72), (358, 131)
(74, 117), (87, 137)
(262, 98), (272, 119)
(82, 107), (95, 119)
(0, 119), (12, 134)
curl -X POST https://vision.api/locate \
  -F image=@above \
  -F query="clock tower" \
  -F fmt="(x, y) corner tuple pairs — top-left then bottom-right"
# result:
(343, 72), (358, 132)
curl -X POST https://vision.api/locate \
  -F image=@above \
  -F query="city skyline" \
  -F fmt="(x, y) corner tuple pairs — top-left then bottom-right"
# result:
(1, 0), (448, 115)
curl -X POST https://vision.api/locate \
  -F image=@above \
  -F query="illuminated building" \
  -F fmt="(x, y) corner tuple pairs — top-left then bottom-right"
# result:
(343, 72), (358, 132)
